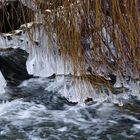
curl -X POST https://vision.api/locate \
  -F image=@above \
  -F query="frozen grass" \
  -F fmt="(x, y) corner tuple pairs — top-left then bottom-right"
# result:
(0, 0), (140, 92)
(40, 0), (140, 87)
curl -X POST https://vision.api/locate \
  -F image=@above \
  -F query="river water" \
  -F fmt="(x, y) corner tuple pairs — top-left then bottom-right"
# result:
(0, 76), (140, 140)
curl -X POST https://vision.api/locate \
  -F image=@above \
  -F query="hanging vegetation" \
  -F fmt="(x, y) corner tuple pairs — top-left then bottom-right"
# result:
(0, 0), (140, 93)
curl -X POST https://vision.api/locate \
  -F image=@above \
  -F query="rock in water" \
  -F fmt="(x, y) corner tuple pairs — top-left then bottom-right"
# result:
(0, 0), (34, 33)
(0, 48), (33, 86)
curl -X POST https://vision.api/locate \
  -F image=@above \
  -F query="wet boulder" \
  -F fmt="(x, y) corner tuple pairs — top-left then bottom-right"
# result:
(0, 48), (33, 86)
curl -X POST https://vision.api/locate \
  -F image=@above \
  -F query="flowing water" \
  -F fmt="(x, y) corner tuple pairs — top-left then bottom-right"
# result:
(0, 76), (140, 140)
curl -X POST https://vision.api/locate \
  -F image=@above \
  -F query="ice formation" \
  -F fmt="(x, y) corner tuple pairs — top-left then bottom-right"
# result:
(1, 22), (140, 104)
(0, 22), (73, 77)
(0, 71), (6, 94)
(0, 0), (139, 105)
(44, 76), (124, 105)
(25, 24), (73, 77)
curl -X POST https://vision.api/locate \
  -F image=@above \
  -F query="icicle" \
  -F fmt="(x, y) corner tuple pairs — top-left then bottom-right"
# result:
(26, 25), (73, 77)
(113, 74), (122, 88)
(0, 71), (6, 94)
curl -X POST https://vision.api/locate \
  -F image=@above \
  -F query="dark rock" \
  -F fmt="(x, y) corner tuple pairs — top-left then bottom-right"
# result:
(0, 48), (33, 86)
(0, 0), (34, 33)
(85, 97), (94, 105)
(108, 74), (116, 85)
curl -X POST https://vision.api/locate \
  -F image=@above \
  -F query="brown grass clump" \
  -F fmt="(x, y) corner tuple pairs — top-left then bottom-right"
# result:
(41, 0), (140, 86)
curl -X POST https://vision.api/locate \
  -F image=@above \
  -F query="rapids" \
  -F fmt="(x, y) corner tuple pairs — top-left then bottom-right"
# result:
(0, 77), (140, 139)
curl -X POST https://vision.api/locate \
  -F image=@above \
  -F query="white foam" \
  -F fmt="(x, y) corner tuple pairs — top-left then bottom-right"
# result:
(133, 124), (140, 129)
